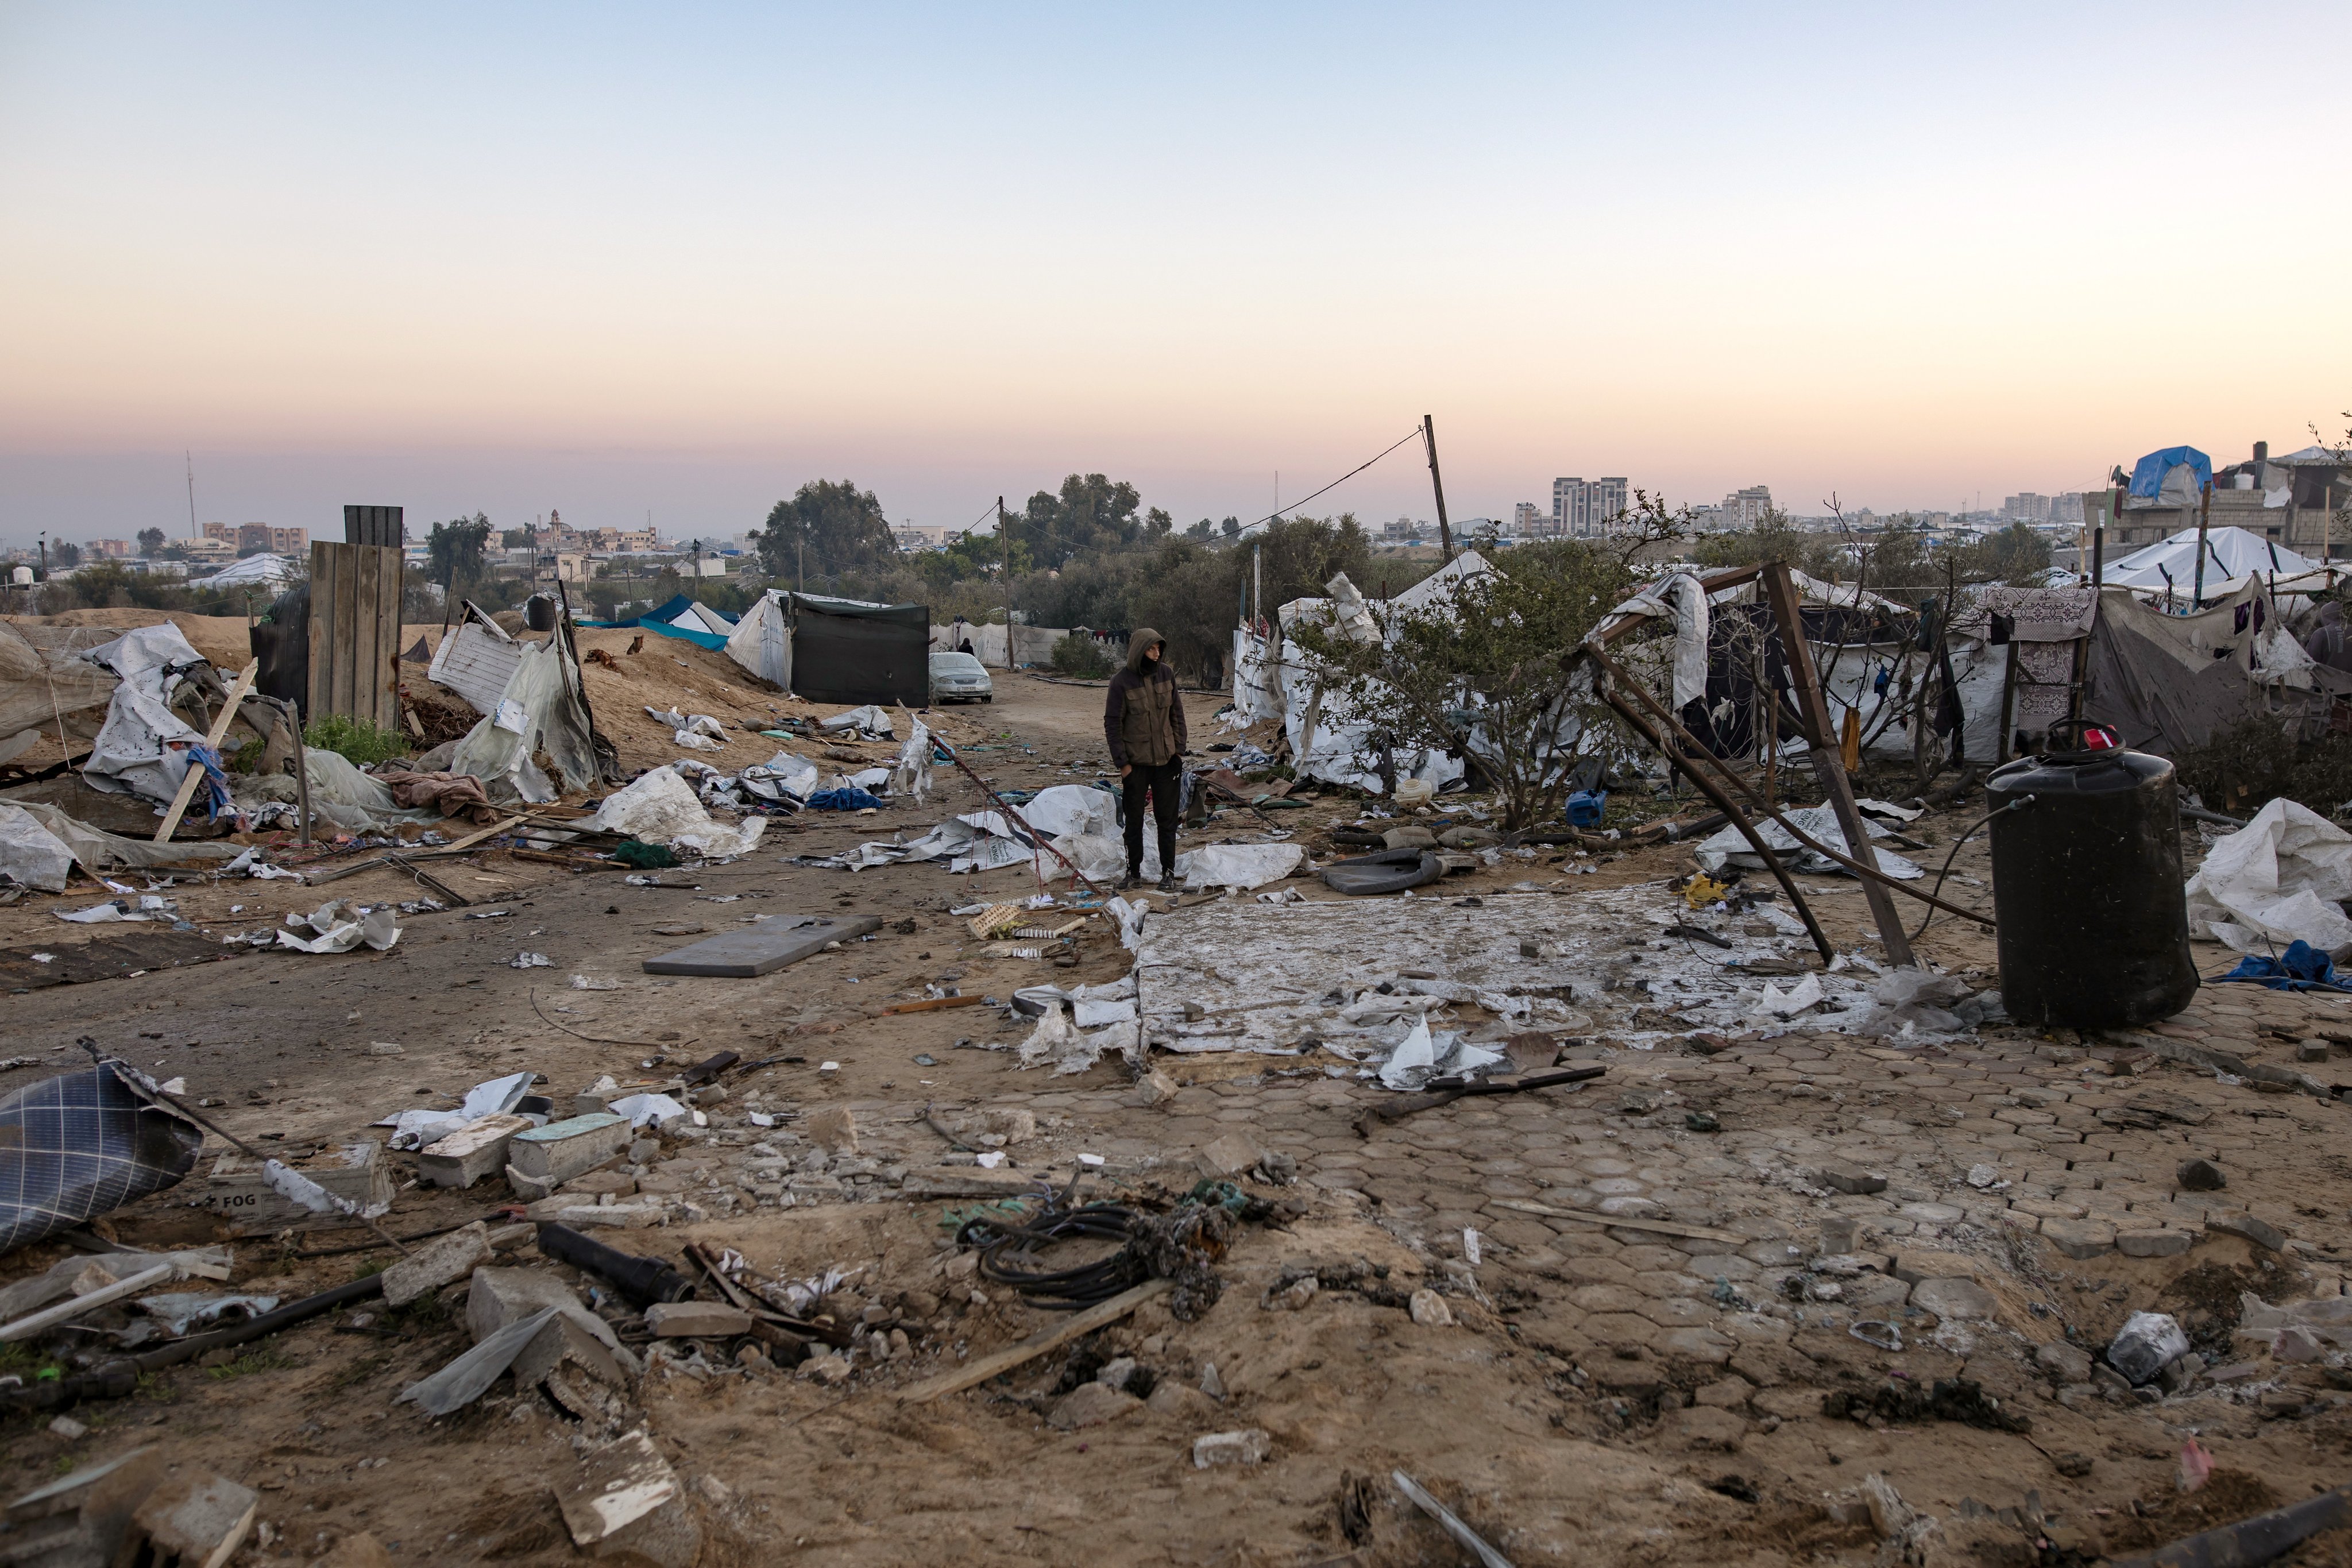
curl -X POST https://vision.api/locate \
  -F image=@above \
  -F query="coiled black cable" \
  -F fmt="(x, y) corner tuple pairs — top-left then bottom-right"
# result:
(1909, 794), (2034, 943)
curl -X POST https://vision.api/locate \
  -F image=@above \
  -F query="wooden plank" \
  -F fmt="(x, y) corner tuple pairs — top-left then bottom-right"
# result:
(1490, 1198), (1743, 1245)
(895, 1279), (1171, 1404)
(155, 659), (259, 843)
(442, 813), (529, 854)
(377, 548), (405, 730)
(307, 540), (334, 723)
(1760, 562), (1915, 967)
(334, 543), (362, 719)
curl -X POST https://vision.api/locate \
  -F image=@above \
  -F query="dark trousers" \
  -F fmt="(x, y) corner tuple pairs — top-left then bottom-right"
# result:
(1121, 759), (1181, 876)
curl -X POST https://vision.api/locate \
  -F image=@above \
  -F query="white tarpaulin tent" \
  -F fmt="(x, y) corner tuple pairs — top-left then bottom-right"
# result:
(77, 623), (214, 804)
(2102, 526), (2316, 594)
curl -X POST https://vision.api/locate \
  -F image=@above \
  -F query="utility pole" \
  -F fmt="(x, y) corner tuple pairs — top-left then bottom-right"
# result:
(1252, 543), (1261, 631)
(998, 496), (1010, 670)
(2192, 478), (2214, 609)
(184, 451), (197, 538)
(1422, 415), (1454, 562)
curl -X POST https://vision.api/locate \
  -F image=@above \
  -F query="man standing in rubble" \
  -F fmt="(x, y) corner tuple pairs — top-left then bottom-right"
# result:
(1104, 627), (1187, 893)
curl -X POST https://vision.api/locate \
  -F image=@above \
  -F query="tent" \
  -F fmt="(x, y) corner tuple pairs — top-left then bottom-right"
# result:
(198, 553), (301, 589)
(2126, 446), (2214, 509)
(580, 594), (732, 650)
(2100, 526), (2316, 595)
(724, 592), (929, 705)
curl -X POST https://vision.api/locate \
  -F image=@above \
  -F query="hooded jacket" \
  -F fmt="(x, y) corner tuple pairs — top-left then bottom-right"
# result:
(1103, 627), (1187, 768)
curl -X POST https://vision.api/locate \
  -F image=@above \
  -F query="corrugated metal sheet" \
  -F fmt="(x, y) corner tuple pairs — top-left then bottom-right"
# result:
(427, 620), (524, 715)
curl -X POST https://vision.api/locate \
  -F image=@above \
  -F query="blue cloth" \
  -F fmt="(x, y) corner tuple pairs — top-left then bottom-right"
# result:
(2215, 940), (2352, 992)
(2129, 445), (2214, 501)
(804, 787), (887, 811)
(185, 743), (233, 821)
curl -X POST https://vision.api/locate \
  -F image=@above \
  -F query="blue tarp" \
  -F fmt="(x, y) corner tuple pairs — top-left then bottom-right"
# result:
(2214, 940), (2352, 993)
(2129, 446), (2214, 501)
(577, 614), (727, 650)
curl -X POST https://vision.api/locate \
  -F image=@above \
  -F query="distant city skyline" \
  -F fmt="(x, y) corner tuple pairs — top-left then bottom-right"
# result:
(2, 5), (2342, 551)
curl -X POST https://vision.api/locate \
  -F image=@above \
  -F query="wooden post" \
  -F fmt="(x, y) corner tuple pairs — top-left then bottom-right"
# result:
(1584, 651), (1835, 964)
(1422, 415), (1454, 562)
(153, 660), (259, 843)
(2192, 479), (2214, 609)
(1760, 563), (1916, 966)
(1996, 641), (2020, 764)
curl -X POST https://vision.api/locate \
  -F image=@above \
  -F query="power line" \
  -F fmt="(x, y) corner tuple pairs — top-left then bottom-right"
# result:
(1242, 427), (1426, 533)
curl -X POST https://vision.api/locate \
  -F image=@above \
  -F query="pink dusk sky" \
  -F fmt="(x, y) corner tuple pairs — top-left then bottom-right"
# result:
(2, 2), (2345, 547)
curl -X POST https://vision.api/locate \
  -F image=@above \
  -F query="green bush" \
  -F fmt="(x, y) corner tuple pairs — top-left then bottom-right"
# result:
(2173, 716), (2352, 817)
(1049, 634), (1115, 678)
(304, 714), (410, 768)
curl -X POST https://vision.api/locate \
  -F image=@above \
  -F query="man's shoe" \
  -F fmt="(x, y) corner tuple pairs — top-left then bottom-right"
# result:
(1157, 872), (1179, 894)
(1118, 872), (1141, 891)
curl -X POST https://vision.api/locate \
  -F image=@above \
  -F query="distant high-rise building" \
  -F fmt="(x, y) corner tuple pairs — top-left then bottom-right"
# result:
(1551, 477), (1582, 535)
(2002, 493), (2052, 523)
(1552, 476), (1632, 536)
(2050, 493), (2085, 527)
(1719, 486), (1772, 529)
(1512, 502), (1541, 533)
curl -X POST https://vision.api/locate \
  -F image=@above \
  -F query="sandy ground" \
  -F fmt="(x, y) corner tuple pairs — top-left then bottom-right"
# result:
(6, 666), (2352, 1566)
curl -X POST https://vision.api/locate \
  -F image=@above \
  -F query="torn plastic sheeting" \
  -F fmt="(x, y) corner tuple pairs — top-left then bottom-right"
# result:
(1375, 1018), (1505, 1091)
(1752, 972), (1826, 1018)
(2184, 797), (2352, 958)
(79, 682), (205, 804)
(1692, 804), (1922, 880)
(376, 1071), (535, 1150)
(1016, 1006), (1142, 1076)
(13, 800), (240, 882)
(399, 1306), (562, 1416)
(0, 806), (92, 894)
(135, 1291), (282, 1337)
(299, 748), (442, 836)
(889, 716), (934, 802)
(57, 899), (153, 924)
(817, 705), (895, 738)
(275, 904), (401, 954)
(0, 1062), (206, 1257)
(451, 635), (605, 805)
(1174, 843), (1302, 891)
(582, 766), (766, 860)
(738, 751), (820, 805)
(608, 1092), (690, 1129)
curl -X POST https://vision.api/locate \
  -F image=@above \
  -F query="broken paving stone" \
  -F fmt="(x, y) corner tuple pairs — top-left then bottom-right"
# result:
(123, 1473), (258, 1568)
(2040, 1218), (2117, 1260)
(1195, 1131), (1265, 1181)
(1191, 1428), (1271, 1467)
(557, 1429), (702, 1568)
(1408, 1289), (1453, 1327)
(805, 1106), (860, 1154)
(1693, 1376), (1755, 1410)
(1125, 1067), (1178, 1107)
(1811, 1161), (1887, 1196)
(1048, 1382), (1142, 1431)
(798, 1352), (851, 1385)
(2117, 1228), (2192, 1258)
(1095, 1357), (1140, 1392)
(2177, 1157), (2228, 1191)
(1909, 1277), (2000, 1320)
(1965, 1163), (2002, 1189)
(47, 1415), (87, 1440)
(381, 1222), (491, 1308)
(468, 1266), (593, 1345)
(2035, 1341), (2093, 1384)
(2208, 1210), (2287, 1252)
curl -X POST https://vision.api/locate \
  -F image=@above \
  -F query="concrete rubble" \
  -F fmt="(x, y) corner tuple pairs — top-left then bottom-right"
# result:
(12, 630), (2352, 1566)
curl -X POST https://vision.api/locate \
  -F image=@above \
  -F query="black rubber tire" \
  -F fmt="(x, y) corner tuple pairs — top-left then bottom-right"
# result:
(1328, 827), (1387, 848)
(1320, 847), (1446, 896)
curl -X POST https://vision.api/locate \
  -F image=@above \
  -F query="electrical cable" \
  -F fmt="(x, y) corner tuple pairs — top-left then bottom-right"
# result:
(1908, 794), (2034, 943)
(1243, 427), (1427, 533)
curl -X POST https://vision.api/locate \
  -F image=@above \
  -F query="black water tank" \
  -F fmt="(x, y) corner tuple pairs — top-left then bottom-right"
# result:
(1987, 743), (2198, 1028)
(523, 593), (558, 633)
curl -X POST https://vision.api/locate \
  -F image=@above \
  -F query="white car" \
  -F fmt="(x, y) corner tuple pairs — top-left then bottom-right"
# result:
(929, 650), (994, 704)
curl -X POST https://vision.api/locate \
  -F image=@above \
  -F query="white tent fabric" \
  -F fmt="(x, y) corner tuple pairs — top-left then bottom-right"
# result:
(723, 590), (792, 688)
(2102, 526), (2315, 593)
(198, 553), (300, 588)
(449, 636), (604, 805)
(76, 623), (213, 802)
